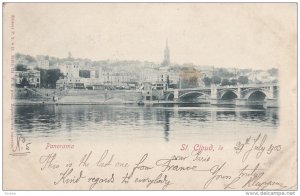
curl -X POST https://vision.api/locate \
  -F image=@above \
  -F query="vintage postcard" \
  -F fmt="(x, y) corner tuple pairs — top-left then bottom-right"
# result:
(2, 3), (297, 191)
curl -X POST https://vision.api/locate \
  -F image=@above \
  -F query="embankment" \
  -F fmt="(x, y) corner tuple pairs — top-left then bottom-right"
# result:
(14, 88), (143, 105)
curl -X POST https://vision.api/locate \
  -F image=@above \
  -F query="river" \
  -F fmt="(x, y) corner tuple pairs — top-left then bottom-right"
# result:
(14, 104), (279, 143)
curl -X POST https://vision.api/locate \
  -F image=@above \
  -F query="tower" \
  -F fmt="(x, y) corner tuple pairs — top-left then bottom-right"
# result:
(162, 39), (170, 66)
(68, 51), (72, 60)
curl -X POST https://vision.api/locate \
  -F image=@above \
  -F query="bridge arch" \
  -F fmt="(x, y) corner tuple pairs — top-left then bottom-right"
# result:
(179, 91), (209, 99)
(244, 90), (269, 101)
(218, 90), (238, 100)
(152, 95), (159, 100)
(165, 93), (174, 101)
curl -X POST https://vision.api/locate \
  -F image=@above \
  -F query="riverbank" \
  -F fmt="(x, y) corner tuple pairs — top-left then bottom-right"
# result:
(13, 88), (279, 108)
(14, 100), (139, 106)
(14, 88), (143, 106)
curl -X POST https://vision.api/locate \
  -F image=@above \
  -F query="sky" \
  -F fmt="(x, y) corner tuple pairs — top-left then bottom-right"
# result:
(4, 3), (297, 69)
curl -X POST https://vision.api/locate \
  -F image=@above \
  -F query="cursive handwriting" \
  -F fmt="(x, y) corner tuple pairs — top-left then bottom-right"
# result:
(39, 153), (60, 171)
(134, 172), (173, 190)
(203, 162), (230, 189)
(121, 153), (153, 184)
(224, 163), (288, 190)
(96, 149), (114, 167)
(88, 173), (114, 190)
(234, 134), (281, 162)
(54, 168), (86, 185)
(36, 145), (290, 190)
(156, 155), (201, 172)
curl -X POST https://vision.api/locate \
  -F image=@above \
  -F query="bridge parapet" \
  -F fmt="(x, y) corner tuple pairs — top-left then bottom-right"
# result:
(163, 83), (278, 101)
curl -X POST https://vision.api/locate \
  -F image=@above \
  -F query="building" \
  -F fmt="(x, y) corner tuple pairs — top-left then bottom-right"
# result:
(65, 61), (80, 78)
(161, 40), (170, 66)
(168, 71), (180, 86)
(90, 70), (96, 78)
(49, 63), (60, 70)
(140, 68), (160, 83)
(54, 61), (87, 89)
(15, 56), (29, 65)
(14, 70), (40, 88)
(247, 70), (274, 83)
(37, 59), (49, 69)
(36, 55), (50, 69)
(56, 61), (80, 77)
(38, 60), (49, 69)
(58, 77), (85, 89)
(27, 62), (38, 70)
(56, 78), (67, 89)
(56, 63), (139, 90)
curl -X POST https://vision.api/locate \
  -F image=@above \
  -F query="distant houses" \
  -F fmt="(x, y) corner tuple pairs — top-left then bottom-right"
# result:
(13, 42), (278, 90)
(14, 70), (40, 88)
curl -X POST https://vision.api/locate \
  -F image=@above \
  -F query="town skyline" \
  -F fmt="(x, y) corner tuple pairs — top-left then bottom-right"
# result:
(13, 38), (282, 71)
(8, 3), (295, 70)
(14, 50), (279, 73)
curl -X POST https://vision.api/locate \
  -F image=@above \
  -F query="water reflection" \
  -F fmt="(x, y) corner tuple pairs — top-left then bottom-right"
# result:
(162, 110), (170, 142)
(14, 105), (279, 142)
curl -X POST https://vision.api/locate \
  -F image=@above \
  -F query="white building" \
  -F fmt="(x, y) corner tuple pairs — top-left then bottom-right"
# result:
(247, 70), (273, 83)
(14, 70), (40, 88)
(15, 56), (29, 65)
(64, 61), (80, 78)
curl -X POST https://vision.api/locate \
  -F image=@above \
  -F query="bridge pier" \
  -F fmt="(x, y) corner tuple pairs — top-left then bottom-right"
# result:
(235, 98), (248, 106)
(174, 89), (179, 102)
(265, 98), (279, 108)
(237, 87), (241, 98)
(210, 85), (218, 105)
(210, 85), (217, 99)
(210, 99), (219, 105)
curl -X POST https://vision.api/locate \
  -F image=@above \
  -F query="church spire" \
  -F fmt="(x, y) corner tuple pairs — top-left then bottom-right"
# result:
(166, 39), (168, 49)
(162, 39), (170, 66)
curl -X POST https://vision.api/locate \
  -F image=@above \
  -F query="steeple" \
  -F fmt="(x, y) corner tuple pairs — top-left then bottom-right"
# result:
(166, 39), (169, 50)
(68, 51), (72, 60)
(162, 39), (170, 66)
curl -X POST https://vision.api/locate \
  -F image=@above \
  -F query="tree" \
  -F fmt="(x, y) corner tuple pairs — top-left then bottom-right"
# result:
(216, 68), (234, 78)
(36, 68), (63, 88)
(181, 77), (198, 88)
(202, 77), (211, 87)
(20, 78), (29, 87)
(25, 55), (36, 63)
(166, 75), (170, 86)
(37, 69), (48, 88)
(238, 76), (249, 85)
(221, 78), (230, 86)
(15, 53), (21, 59)
(47, 69), (64, 88)
(230, 79), (238, 86)
(179, 67), (201, 88)
(169, 83), (177, 89)
(267, 68), (278, 77)
(15, 64), (28, 71)
(211, 76), (221, 85)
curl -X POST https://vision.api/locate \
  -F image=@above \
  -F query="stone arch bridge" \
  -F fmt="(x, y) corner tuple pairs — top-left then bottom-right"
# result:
(163, 83), (279, 107)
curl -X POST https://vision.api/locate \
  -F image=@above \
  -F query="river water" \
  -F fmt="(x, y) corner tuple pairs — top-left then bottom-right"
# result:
(14, 104), (279, 143)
